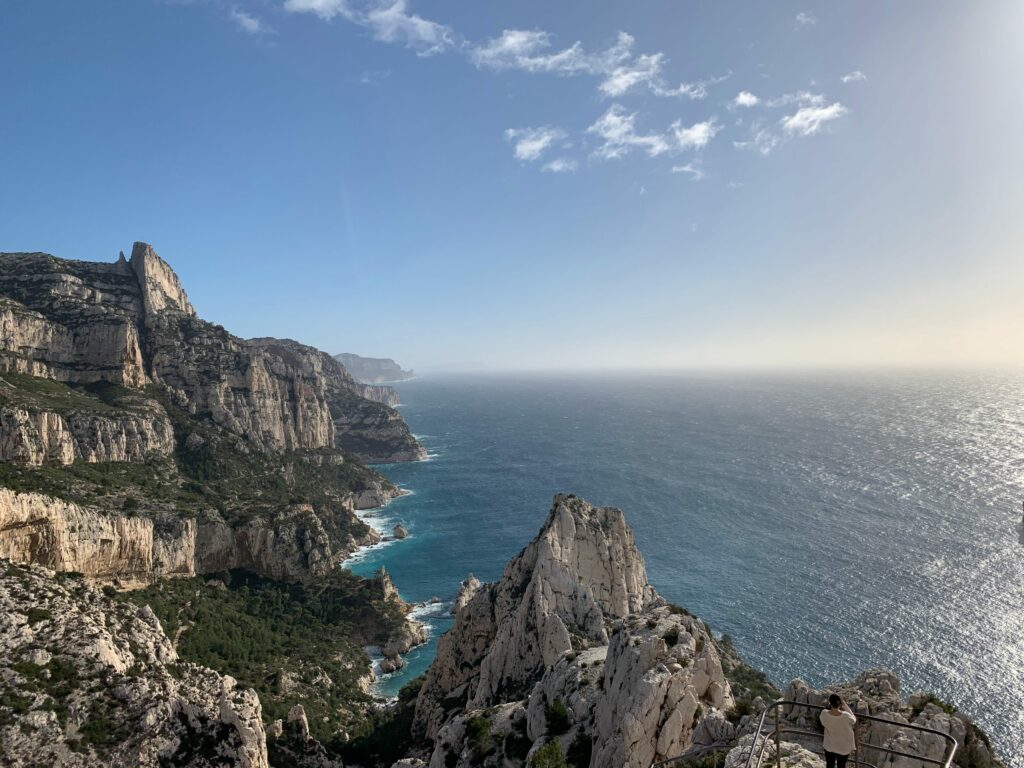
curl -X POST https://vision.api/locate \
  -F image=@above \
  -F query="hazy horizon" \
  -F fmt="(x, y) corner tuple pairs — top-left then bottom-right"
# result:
(2, 1), (1022, 370)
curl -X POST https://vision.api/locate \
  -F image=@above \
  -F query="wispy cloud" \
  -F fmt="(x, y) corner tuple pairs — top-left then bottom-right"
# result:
(356, 68), (392, 85)
(766, 91), (825, 108)
(542, 158), (577, 173)
(587, 106), (670, 160)
(230, 8), (272, 35)
(733, 121), (782, 155)
(733, 90), (760, 108)
(471, 29), (612, 74)
(285, 0), (454, 54)
(283, 0), (347, 20)
(363, 0), (454, 55)
(671, 162), (704, 181)
(795, 12), (817, 26)
(780, 103), (848, 135)
(472, 30), (718, 100)
(841, 70), (866, 83)
(671, 118), (720, 150)
(505, 126), (567, 162)
(587, 108), (720, 161)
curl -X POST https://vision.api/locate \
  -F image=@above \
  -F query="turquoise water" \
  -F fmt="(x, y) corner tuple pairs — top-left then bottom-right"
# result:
(345, 371), (1024, 757)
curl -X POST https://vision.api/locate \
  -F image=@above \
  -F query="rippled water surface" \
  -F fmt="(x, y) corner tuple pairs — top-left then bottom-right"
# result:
(345, 371), (1024, 757)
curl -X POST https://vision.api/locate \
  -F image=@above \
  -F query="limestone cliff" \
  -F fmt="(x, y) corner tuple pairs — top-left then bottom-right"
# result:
(334, 353), (414, 384)
(413, 495), (732, 768)
(0, 243), (422, 583)
(0, 559), (269, 767)
(0, 244), (423, 461)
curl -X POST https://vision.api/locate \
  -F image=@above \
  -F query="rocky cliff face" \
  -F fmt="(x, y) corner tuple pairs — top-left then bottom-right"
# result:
(0, 242), (423, 584)
(413, 495), (733, 768)
(0, 483), (389, 587)
(0, 243), (423, 461)
(0, 254), (148, 387)
(0, 378), (175, 465)
(250, 338), (424, 462)
(334, 353), (413, 384)
(0, 559), (269, 767)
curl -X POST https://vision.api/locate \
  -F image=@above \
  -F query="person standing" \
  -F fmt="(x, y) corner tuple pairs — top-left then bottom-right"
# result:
(820, 693), (857, 768)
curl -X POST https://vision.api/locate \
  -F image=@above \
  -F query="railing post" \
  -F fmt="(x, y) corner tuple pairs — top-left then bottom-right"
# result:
(773, 706), (781, 768)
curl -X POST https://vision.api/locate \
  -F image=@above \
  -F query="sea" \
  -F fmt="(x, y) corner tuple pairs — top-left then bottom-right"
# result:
(343, 371), (1024, 758)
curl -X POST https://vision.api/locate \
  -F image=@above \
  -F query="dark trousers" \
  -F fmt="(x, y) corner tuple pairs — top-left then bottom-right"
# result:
(825, 751), (849, 768)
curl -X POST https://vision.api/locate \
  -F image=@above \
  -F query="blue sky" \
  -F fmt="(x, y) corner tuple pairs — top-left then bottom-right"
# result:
(2, 1), (1022, 369)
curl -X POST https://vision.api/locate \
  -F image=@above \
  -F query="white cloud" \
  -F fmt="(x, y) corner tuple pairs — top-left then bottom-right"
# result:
(284, 0), (348, 20)
(841, 70), (866, 83)
(795, 12), (817, 26)
(471, 29), (608, 74)
(671, 118), (720, 150)
(671, 162), (704, 181)
(364, 0), (454, 55)
(780, 102), (847, 135)
(230, 8), (271, 34)
(542, 158), (577, 173)
(505, 126), (567, 162)
(734, 121), (781, 155)
(285, 0), (453, 54)
(587, 105), (670, 160)
(766, 91), (825, 108)
(733, 90), (760, 107)
(472, 30), (717, 100)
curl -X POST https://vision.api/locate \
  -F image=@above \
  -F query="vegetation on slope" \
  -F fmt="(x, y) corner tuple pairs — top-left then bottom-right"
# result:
(0, 375), (391, 537)
(121, 569), (408, 743)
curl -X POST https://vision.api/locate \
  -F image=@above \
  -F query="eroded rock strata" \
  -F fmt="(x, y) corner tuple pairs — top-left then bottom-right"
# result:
(0, 243), (423, 585)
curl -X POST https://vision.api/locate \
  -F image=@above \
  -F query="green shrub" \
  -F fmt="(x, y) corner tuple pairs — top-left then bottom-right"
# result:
(531, 741), (568, 768)
(26, 607), (52, 625)
(466, 715), (494, 760)
(662, 628), (680, 646)
(545, 700), (571, 736)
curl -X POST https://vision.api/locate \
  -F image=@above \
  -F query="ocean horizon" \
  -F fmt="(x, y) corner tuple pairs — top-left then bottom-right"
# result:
(347, 370), (1024, 758)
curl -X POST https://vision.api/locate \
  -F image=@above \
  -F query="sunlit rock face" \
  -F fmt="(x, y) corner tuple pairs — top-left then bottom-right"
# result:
(0, 243), (424, 460)
(414, 494), (734, 768)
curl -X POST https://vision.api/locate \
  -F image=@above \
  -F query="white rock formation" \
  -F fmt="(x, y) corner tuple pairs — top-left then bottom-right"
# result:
(415, 495), (733, 768)
(0, 559), (269, 767)
(0, 488), (382, 586)
(0, 403), (175, 465)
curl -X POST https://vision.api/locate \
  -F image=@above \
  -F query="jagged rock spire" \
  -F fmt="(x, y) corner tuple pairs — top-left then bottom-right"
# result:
(129, 241), (195, 318)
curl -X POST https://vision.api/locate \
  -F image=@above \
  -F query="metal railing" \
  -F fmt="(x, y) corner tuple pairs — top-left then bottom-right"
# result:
(653, 699), (958, 768)
(741, 699), (958, 768)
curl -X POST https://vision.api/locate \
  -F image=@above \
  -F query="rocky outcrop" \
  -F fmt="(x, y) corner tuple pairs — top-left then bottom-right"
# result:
(0, 559), (269, 767)
(450, 574), (481, 616)
(357, 383), (401, 407)
(414, 495), (731, 768)
(250, 338), (424, 462)
(335, 353), (414, 383)
(0, 244), (424, 461)
(0, 255), (148, 387)
(732, 670), (1004, 768)
(0, 404), (174, 465)
(0, 488), (382, 586)
(129, 242), (195, 317)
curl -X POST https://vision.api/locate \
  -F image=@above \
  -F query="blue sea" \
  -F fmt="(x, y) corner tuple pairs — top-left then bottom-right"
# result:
(345, 371), (1024, 758)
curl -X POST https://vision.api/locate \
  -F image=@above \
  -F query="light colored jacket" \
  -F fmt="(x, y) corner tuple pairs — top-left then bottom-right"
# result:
(820, 708), (857, 755)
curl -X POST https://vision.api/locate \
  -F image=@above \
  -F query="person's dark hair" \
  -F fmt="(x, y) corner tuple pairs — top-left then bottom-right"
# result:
(828, 693), (842, 709)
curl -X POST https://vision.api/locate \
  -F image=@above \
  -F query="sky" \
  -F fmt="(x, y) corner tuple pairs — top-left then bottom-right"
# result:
(2, 0), (1023, 370)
